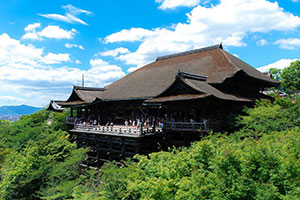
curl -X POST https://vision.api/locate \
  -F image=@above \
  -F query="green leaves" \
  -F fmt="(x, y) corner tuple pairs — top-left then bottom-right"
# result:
(237, 98), (300, 135)
(0, 110), (88, 200)
(269, 60), (300, 94)
(281, 60), (300, 94)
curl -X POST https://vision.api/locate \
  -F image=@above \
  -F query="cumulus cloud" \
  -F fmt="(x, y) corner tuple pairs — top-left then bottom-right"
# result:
(39, 4), (92, 25)
(105, 28), (155, 43)
(256, 39), (268, 46)
(22, 25), (77, 40)
(65, 43), (84, 50)
(257, 58), (299, 72)
(24, 22), (41, 32)
(75, 60), (82, 64)
(0, 33), (125, 107)
(155, 0), (201, 9)
(89, 59), (125, 74)
(42, 53), (70, 64)
(100, 47), (129, 57)
(39, 26), (77, 39)
(105, 0), (300, 70)
(274, 38), (300, 49)
(22, 25), (78, 40)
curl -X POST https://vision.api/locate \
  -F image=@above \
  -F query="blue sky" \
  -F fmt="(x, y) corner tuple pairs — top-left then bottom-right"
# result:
(0, 0), (300, 107)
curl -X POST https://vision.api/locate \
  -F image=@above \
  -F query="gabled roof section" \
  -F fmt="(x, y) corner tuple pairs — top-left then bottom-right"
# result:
(102, 44), (278, 101)
(222, 51), (279, 86)
(62, 86), (105, 106)
(147, 71), (252, 103)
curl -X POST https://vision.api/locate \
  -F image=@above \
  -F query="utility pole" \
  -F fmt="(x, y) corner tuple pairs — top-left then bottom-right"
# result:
(82, 73), (84, 87)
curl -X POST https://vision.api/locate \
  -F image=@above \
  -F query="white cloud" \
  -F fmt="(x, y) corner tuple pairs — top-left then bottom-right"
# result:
(105, 0), (300, 69)
(65, 43), (84, 50)
(0, 33), (125, 107)
(39, 4), (92, 25)
(274, 38), (300, 49)
(256, 39), (268, 46)
(22, 22), (42, 40)
(0, 96), (29, 106)
(292, 0), (298, 2)
(75, 60), (81, 64)
(42, 53), (70, 64)
(22, 32), (42, 40)
(257, 58), (298, 72)
(155, 0), (201, 10)
(22, 25), (77, 40)
(39, 26), (77, 39)
(105, 28), (156, 43)
(100, 47), (129, 57)
(24, 22), (41, 32)
(87, 59), (126, 85)
(127, 65), (143, 73)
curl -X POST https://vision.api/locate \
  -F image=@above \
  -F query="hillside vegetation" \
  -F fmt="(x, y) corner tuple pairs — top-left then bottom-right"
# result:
(0, 96), (299, 200)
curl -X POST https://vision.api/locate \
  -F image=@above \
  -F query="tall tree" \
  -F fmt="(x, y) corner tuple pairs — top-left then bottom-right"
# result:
(281, 60), (300, 93)
(269, 60), (300, 93)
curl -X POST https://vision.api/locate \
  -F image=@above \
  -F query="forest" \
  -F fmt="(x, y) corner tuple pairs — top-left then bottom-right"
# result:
(0, 61), (300, 200)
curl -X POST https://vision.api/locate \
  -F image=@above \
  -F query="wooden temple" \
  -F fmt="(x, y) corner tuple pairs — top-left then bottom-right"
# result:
(52, 44), (279, 165)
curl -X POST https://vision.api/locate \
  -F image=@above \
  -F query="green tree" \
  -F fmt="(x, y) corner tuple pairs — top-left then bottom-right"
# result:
(281, 60), (300, 93)
(269, 60), (300, 93)
(0, 110), (89, 200)
(269, 68), (281, 81)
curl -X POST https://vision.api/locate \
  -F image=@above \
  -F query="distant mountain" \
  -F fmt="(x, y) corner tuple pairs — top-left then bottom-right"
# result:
(0, 105), (42, 115)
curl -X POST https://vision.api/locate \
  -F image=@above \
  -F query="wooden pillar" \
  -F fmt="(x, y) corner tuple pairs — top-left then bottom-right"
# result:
(108, 136), (112, 161)
(121, 138), (125, 159)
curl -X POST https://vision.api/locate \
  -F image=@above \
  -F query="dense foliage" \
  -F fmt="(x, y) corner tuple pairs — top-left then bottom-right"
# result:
(95, 129), (300, 200)
(0, 97), (299, 199)
(269, 60), (300, 93)
(0, 110), (88, 200)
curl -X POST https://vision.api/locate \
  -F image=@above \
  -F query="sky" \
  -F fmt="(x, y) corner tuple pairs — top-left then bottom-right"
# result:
(0, 0), (300, 107)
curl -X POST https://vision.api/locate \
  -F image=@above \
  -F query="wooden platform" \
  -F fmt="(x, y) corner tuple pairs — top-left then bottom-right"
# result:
(70, 123), (210, 167)
(70, 126), (162, 167)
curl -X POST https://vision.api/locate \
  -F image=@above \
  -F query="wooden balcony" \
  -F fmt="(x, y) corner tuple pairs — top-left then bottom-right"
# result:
(163, 121), (208, 132)
(71, 124), (163, 138)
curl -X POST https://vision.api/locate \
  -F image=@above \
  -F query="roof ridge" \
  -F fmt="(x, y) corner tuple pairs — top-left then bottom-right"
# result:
(156, 43), (223, 61)
(177, 70), (208, 81)
(74, 86), (106, 91)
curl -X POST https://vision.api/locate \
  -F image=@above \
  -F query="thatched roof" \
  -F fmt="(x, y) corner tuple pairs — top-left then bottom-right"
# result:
(146, 72), (253, 103)
(60, 44), (279, 106)
(103, 44), (279, 101)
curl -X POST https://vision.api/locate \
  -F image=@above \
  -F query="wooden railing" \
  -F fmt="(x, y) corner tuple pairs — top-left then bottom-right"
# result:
(65, 117), (76, 125)
(73, 124), (162, 136)
(163, 121), (208, 132)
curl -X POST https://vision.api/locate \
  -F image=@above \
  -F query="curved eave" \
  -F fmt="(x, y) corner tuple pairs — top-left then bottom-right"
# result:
(65, 87), (84, 102)
(221, 50), (280, 87)
(145, 94), (211, 103)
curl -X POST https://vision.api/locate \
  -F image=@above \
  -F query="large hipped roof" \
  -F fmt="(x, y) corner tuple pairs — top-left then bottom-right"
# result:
(103, 44), (278, 101)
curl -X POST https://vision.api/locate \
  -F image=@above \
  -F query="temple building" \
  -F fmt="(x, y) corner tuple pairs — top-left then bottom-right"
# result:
(52, 44), (279, 164)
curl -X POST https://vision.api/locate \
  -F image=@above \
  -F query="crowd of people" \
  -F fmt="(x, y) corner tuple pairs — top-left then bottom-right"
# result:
(70, 115), (208, 131)
(72, 116), (166, 131)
